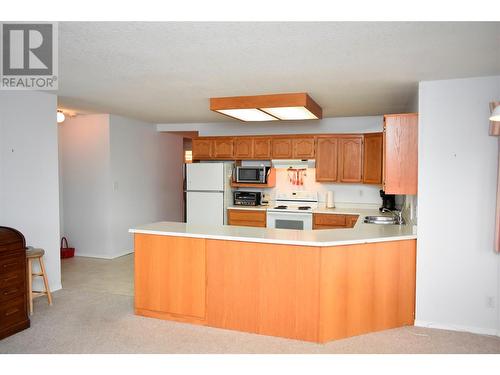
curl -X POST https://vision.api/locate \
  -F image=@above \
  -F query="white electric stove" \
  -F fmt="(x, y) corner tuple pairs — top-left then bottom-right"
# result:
(266, 191), (318, 230)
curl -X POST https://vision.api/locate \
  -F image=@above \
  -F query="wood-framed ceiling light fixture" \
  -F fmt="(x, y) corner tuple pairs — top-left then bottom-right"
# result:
(210, 93), (323, 122)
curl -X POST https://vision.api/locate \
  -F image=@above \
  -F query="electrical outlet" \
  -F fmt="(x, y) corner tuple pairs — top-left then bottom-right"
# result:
(359, 190), (363, 197)
(486, 296), (495, 309)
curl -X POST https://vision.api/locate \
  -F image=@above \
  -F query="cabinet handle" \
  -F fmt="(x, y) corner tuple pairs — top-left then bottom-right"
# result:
(2, 275), (19, 283)
(3, 288), (18, 296)
(4, 308), (19, 316)
(2, 262), (18, 269)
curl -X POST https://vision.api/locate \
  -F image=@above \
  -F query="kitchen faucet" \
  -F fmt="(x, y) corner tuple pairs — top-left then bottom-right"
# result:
(381, 208), (404, 225)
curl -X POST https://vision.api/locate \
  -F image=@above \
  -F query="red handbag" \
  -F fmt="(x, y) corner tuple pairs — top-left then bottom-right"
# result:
(60, 237), (75, 259)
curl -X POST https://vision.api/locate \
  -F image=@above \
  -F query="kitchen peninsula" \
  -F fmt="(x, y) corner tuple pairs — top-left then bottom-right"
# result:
(130, 211), (417, 343)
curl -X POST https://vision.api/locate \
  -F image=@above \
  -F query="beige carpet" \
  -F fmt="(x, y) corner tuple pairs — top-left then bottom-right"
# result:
(0, 255), (499, 354)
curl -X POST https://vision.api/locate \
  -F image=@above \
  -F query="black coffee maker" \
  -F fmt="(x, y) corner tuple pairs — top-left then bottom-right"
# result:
(379, 190), (396, 212)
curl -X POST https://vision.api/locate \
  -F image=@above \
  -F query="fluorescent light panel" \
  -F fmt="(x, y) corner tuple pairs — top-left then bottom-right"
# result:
(216, 108), (278, 122)
(261, 106), (318, 120)
(210, 93), (322, 122)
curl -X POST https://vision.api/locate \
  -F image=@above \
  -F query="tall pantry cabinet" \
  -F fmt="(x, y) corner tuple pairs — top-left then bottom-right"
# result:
(383, 113), (418, 195)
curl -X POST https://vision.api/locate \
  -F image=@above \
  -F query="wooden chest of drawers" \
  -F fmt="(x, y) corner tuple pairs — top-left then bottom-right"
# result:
(0, 227), (30, 340)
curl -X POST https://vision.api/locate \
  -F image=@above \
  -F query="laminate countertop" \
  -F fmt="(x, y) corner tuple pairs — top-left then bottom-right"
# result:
(130, 207), (417, 247)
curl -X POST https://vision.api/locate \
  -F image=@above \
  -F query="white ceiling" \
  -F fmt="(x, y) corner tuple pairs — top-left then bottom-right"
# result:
(57, 22), (500, 123)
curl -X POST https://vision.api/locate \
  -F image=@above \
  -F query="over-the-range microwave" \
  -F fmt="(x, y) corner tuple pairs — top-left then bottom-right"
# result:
(235, 166), (268, 184)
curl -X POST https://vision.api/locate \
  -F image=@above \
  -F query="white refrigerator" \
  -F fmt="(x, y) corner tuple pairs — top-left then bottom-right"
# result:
(185, 162), (234, 226)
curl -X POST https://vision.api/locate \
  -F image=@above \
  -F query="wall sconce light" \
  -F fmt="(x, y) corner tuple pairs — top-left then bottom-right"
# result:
(490, 102), (500, 122)
(488, 101), (500, 253)
(490, 102), (500, 136)
(57, 110), (66, 124)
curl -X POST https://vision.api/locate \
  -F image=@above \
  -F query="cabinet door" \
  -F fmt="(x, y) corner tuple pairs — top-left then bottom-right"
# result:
(384, 114), (418, 195)
(338, 137), (363, 183)
(192, 139), (213, 160)
(345, 215), (359, 228)
(227, 209), (266, 227)
(293, 138), (315, 158)
(135, 235), (206, 319)
(207, 240), (320, 342)
(315, 137), (338, 182)
(271, 138), (293, 159)
(213, 137), (234, 159)
(313, 213), (346, 229)
(253, 138), (271, 159)
(363, 133), (383, 185)
(233, 138), (254, 159)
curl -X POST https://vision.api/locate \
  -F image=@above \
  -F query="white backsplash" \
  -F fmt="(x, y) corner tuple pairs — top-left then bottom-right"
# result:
(235, 167), (382, 206)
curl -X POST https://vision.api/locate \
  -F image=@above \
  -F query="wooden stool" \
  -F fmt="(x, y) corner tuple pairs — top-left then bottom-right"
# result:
(26, 248), (52, 314)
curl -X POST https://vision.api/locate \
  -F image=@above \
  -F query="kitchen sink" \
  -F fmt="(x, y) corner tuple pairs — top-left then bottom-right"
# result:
(363, 215), (401, 225)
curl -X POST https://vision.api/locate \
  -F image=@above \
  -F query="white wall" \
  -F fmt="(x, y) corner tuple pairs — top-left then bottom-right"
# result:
(0, 91), (61, 291)
(416, 75), (500, 336)
(157, 115), (383, 136)
(59, 114), (113, 258)
(59, 114), (184, 259)
(236, 168), (381, 206)
(109, 115), (184, 257)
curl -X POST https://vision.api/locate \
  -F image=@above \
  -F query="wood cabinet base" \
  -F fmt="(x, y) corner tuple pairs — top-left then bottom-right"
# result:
(135, 308), (207, 326)
(0, 319), (30, 341)
(227, 209), (267, 227)
(134, 234), (416, 343)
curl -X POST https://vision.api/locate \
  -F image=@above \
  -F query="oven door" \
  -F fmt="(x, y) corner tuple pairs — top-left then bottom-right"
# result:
(266, 211), (312, 230)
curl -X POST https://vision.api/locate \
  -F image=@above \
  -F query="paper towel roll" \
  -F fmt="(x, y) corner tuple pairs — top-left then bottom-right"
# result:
(326, 191), (335, 208)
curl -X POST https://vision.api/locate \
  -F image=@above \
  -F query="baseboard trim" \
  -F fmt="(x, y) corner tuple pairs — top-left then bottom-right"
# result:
(414, 320), (500, 337)
(73, 250), (133, 260)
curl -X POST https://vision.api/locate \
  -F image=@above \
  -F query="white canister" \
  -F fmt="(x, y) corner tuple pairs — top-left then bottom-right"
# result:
(326, 191), (335, 208)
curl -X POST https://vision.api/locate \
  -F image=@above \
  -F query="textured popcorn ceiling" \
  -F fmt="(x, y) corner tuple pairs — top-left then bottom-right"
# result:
(57, 22), (500, 123)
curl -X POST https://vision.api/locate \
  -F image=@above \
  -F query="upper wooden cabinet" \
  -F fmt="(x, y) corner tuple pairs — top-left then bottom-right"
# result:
(192, 139), (213, 159)
(293, 138), (315, 158)
(363, 133), (383, 185)
(271, 138), (293, 159)
(316, 136), (363, 184)
(384, 114), (418, 195)
(233, 138), (254, 159)
(253, 138), (271, 159)
(271, 136), (315, 159)
(192, 136), (274, 160)
(213, 138), (234, 159)
(338, 136), (363, 183)
(191, 127), (415, 189)
(315, 137), (338, 182)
